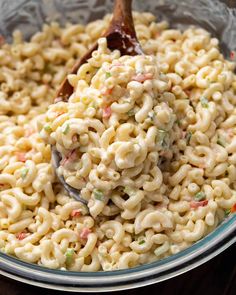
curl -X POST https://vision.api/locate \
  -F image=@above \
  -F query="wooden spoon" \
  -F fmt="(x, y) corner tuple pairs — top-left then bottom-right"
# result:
(52, 0), (142, 204)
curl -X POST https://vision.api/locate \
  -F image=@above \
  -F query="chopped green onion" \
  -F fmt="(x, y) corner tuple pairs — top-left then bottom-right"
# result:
(62, 124), (70, 135)
(124, 187), (135, 196)
(138, 240), (145, 245)
(44, 125), (52, 132)
(217, 137), (225, 147)
(185, 131), (192, 145)
(90, 101), (98, 109)
(224, 209), (231, 217)
(21, 168), (29, 179)
(175, 119), (181, 126)
(105, 72), (111, 78)
(65, 248), (75, 265)
(194, 191), (206, 201)
(156, 129), (168, 148)
(200, 97), (209, 108)
(93, 189), (104, 201)
(127, 109), (135, 116)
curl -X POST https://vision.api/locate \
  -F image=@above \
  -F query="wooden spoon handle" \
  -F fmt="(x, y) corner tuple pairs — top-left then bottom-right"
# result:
(105, 0), (142, 55)
(106, 0), (135, 37)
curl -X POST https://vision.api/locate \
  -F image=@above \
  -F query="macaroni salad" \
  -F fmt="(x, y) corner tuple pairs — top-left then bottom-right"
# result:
(0, 12), (236, 271)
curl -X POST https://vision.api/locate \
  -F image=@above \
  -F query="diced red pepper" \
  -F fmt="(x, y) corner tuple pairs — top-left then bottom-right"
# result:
(102, 106), (112, 119)
(60, 149), (77, 166)
(15, 152), (26, 162)
(0, 35), (5, 46)
(16, 232), (28, 240)
(190, 200), (208, 209)
(231, 203), (236, 213)
(132, 73), (153, 83)
(230, 51), (235, 60)
(80, 228), (91, 239)
(101, 87), (113, 96)
(71, 209), (81, 217)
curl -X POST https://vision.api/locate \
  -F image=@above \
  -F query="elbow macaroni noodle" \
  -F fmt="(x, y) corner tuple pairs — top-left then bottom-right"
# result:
(0, 11), (236, 271)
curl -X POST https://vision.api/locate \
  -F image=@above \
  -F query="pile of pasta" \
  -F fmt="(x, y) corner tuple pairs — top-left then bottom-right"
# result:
(0, 12), (236, 271)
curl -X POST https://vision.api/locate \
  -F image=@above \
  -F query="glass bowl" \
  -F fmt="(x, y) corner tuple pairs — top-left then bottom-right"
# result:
(0, 0), (236, 292)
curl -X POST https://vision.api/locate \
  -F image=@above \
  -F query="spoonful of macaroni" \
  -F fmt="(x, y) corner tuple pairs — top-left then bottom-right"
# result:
(50, 0), (143, 204)
(43, 0), (176, 214)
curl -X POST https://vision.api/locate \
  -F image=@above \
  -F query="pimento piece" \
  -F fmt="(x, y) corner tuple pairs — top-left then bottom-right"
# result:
(15, 152), (26, 162)
(190, 200), (208, 209)
(230, 51), (235, 60)
(60, 149), (77, 166)
(71, 209), (81, 217)
(231, 203), (236, 213)
(0, 35), (5, 46)
(102, 106), (112, 119)
(132, 73), (153, 83)
(16, 232), (28, 240)
(80, 228), (91, 239)
(101, 87), (113, 96)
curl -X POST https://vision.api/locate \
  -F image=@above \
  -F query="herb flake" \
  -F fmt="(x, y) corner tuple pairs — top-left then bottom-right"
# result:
(105, 72), (111, 79)
(65, 248), (75, 265)
(93, 189), (104, 201)
(138, 240), (145, 245)
(217, 137), (225, 147)
(194, 191), (206, 201)
(21, 168), (29, 179)
(62, 124), (70, 135)
(185, 131), (192, 145)
(200, 97), (209, 108)
(127, 109), (135, 117)
(44, 125), (52, 132)
(156, 129), (168, 148)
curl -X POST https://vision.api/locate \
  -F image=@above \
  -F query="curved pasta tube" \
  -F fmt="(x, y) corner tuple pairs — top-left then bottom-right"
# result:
(81, 248), (101, 271)
(135, 93), (153, 123)
(15, 243), (41, 263)
(16, 160), (37, 188)
(118, 252), (139, 269)
(1, 194), (22, 220)
(40, 240), (65, 269)
(51, 228), (78, 243)
(78, 233), (97, 258)
(130, 229), (154, 253)
(13, 188), (40, 206)
(100, 221), (124, 244)
(182, 220), (205, 242)
(36, 207), (53, 236)
(123, 190), (144, 210)
(141, 211), (173, 231)
(0, 173), (16, 187)
(143, 166), (163, 191)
